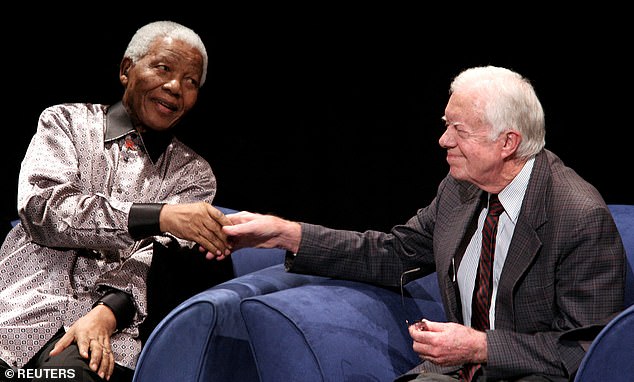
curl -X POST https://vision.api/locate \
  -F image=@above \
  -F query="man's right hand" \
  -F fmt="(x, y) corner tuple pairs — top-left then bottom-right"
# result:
(159, 202), (233, 259)
(223, 211), (302, 254)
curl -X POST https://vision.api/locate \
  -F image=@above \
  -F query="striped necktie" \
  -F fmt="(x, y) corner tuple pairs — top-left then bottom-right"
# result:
(461, 193), (504, 381)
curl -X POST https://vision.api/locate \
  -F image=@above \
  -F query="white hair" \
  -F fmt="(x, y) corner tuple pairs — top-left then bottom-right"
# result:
(450, 66), (546, 159)
(124, 21), (208, 86)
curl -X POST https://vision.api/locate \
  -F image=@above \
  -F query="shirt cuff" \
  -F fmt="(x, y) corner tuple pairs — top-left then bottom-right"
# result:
(284, 250), (297, 271)
(93, 289), (136, 331)
(128, 203), (164, 240)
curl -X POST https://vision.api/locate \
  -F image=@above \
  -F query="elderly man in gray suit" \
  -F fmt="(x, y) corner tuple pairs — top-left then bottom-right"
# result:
(222, 66), (625, 382)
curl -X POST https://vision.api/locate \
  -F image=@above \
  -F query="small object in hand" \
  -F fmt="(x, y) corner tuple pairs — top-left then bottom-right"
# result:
(408, 318), (428, 331)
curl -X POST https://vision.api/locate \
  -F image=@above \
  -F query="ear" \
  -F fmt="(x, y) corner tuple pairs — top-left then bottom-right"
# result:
(500, 130), (521, 159)
(120, 58), (133, 85)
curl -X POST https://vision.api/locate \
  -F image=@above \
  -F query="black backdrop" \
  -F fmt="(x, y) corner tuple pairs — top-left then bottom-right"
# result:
(2, 8), (631, 237)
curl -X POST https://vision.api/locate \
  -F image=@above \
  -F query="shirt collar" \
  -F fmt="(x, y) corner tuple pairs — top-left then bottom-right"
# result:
(105, 101), (174, 163)
(497, 157), (535, 224)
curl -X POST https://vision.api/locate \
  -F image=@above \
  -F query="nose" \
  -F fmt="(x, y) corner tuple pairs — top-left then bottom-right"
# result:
(438, 128), (453, 148)
(162, 78), (182, 96)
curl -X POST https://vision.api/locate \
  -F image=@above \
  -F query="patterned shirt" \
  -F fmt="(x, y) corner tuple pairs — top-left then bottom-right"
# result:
(0, 102), (217, 369)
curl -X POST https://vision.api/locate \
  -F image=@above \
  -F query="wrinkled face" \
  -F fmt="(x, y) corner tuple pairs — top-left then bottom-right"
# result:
(120, 36), (204, 132)
(438, 90), (506, 188)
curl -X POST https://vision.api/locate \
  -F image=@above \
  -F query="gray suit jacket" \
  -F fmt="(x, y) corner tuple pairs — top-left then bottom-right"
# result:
(290, 149), (625, 380)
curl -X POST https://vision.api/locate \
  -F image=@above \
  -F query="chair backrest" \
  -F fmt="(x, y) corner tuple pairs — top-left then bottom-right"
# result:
(573, 205), (634, 382)
(573, 303), (634, 382)
(608, 204), (634, 307)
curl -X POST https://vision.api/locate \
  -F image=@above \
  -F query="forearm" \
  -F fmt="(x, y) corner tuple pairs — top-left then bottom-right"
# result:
(290, 223), (406, 285)
(274, 218), (302, 253)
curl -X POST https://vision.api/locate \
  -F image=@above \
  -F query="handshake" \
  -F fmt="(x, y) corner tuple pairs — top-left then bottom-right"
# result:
(160, 203), (301, 261)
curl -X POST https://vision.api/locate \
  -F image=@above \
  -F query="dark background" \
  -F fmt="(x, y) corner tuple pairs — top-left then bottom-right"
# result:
(2, 8), (631, 237)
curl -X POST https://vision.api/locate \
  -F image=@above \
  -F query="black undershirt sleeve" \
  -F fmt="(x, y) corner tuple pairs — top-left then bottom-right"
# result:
(128, 203), (165, 240)
(93, 290), (136, 331)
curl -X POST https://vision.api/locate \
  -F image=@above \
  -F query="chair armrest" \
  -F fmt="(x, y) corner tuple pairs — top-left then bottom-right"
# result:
(240, 274), (445, 382)
(231, 247), (286, 277)
(132, 264), (328, 382)
(574, 304), (634, 382)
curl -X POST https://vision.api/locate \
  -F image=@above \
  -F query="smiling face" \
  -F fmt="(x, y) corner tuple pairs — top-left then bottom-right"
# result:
(438, 89), (507, 190)
(119, 36), (204, 132)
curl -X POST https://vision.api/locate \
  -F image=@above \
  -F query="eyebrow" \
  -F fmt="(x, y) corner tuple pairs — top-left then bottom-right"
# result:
(441, 116), (465, 126)
(442, 117), (467, 128)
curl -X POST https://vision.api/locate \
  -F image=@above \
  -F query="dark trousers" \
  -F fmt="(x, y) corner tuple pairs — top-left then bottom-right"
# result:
(396, 372), (563, 382)
(0, 328), (133, 382)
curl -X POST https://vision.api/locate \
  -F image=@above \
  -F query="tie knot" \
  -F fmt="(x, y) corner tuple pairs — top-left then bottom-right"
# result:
(488, 194), (504, 216)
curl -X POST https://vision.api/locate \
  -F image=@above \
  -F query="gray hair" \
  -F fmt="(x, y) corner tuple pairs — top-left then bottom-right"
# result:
(124, 20), (208, 86)
(450, 66), (545, 159)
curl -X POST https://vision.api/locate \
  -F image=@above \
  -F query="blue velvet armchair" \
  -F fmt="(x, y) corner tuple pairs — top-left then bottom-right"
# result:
(131, 204), (633, 381)
(131, 207), (327, 382)
(239, 204), (634, 382)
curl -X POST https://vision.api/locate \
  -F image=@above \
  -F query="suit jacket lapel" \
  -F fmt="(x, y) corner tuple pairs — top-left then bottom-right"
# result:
(437, 182), (484, 323)
(495, 151), (550, 328)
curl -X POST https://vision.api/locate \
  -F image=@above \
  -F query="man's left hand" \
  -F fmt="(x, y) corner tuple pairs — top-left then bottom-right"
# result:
(49, 304), (117, 380)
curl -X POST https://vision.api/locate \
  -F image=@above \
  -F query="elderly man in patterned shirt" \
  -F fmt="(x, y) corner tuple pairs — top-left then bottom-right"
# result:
(0, 21), (231, 382)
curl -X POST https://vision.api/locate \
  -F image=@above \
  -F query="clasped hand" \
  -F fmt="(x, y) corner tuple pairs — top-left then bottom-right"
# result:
(160, 202), (234, 260)
(408, 319), (487, 367)
(222, 211), (302, 254)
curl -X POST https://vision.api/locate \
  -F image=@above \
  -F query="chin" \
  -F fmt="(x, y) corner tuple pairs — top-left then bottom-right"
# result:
(145, 119), (176, 132)
(448, 168), (466, 181)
